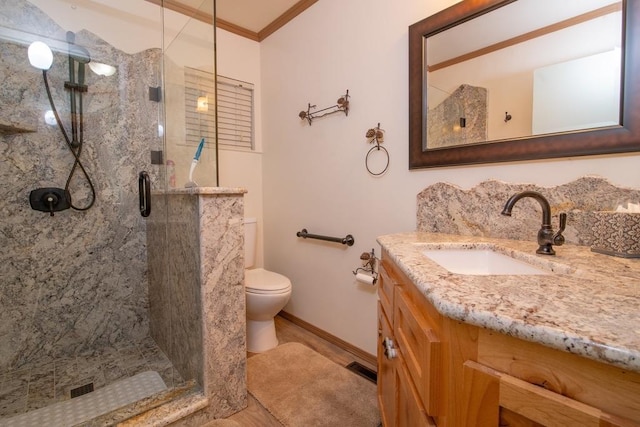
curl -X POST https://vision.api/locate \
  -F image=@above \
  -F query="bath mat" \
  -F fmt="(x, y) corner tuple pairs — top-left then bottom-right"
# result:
(3, 370), (167, 427)
(202, 420), (242, 427)
(247, 342), (380, 427)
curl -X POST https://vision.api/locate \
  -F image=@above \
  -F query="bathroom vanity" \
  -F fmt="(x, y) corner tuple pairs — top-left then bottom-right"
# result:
(376, 232), (640, 427)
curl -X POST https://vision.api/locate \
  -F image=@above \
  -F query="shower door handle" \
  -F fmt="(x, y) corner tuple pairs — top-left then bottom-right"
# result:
(139, 171), (151, 217)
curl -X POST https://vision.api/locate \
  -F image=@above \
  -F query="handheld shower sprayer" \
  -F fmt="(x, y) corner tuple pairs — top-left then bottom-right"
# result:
(28, 32), (96, 213)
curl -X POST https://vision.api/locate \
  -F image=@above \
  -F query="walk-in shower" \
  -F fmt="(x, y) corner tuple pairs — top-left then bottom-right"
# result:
(0, 0), (219, 424)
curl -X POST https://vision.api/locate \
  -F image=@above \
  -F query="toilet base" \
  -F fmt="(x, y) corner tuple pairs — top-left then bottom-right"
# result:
(247, 318), (279, 353)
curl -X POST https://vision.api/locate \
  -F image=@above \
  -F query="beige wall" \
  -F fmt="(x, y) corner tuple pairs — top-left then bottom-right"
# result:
(216, 28), (264, 267)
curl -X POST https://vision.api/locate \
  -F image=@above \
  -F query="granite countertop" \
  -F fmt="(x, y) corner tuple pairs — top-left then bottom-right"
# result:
(377, 232), (640, 373)
(165, 186), (247, 195)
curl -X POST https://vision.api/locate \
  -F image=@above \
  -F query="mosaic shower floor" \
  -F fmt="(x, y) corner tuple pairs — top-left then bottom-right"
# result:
(0, 336), (183, 420)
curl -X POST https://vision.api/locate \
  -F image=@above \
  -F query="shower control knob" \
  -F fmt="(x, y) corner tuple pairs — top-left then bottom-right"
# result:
(44, 193), (59, 216)
(29, 187), (71, 216)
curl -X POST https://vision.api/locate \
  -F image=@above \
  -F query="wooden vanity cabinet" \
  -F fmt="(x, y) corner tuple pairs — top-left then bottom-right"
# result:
(378, 250), (640, 427)
(378, 256), (441, 427)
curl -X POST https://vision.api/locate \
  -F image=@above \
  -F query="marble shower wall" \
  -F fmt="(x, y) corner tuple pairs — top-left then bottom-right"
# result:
(417, 176), (640, 246)
(427, 83), (487, 148)
(0, 1), (163, 371)
(148, 189), (247, 421)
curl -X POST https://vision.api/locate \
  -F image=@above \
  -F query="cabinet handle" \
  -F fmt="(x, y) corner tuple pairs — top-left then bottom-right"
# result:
(383, 337), (398, 359)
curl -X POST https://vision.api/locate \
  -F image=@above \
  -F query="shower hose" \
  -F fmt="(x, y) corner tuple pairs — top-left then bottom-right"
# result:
(42, 69), (96, 211)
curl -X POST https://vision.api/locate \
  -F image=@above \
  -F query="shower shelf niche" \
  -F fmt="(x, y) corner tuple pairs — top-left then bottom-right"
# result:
(0, 110), (37, 134)
(0, 121), (36, 134)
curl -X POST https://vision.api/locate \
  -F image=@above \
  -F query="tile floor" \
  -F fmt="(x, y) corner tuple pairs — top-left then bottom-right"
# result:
(0, 336), (183, 420)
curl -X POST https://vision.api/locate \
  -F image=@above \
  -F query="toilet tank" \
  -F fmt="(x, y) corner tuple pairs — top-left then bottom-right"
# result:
(244, 218), (257, 269)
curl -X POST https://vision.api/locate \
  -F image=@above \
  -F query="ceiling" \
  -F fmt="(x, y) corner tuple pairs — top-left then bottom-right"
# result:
(168, 0), (315, 41)
(217, 0), (299, 33)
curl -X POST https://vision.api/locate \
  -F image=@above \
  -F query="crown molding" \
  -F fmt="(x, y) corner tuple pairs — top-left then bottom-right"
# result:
(258, 0), (318, 41)
(144, 0), (318, 42)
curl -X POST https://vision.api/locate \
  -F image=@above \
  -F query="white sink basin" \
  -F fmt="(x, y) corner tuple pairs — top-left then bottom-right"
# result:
(422, 247), (551, 275)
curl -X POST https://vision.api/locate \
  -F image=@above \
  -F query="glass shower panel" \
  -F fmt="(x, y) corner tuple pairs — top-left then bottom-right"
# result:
(0, 0), (202, 424)
(147, 0), (218, 391)
(163, 0), (219, 189)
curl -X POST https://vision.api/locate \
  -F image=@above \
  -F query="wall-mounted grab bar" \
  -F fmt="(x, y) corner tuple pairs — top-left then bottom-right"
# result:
(296, 228), (354, 246)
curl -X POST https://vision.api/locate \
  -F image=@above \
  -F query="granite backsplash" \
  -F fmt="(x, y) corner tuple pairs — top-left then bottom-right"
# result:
(416, 176), (640, 247)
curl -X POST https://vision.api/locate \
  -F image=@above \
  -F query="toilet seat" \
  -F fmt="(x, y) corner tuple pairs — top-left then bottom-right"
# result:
(245, 268), (291, 294)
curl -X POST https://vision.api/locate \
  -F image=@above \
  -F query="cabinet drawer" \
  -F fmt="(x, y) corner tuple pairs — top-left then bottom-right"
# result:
(378, 262), (396, 319)
(478, 329), (640, 423)
(397, 359), (437, 427)
(394, 286), (443, 416)
(462, 360), (637, 427)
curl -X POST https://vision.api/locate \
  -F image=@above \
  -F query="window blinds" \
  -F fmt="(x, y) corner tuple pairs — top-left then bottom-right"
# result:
(184, 67), (254, 150)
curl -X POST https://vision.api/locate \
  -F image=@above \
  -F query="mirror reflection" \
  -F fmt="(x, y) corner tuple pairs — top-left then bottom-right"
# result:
(425, 0), (623, 150)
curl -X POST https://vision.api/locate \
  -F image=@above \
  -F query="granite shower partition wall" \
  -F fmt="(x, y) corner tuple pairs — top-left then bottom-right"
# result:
(416, 176), (640, 247)
(146, 188), (248, 423)
(427, 83), (487, 148)
(0, 0), (163, 371)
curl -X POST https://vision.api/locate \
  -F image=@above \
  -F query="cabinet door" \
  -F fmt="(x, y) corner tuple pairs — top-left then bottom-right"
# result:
(397, 359), (437, 427)
(394, 286), (443, 416)
(462, 360), (637, 427)
(378, 302), (397, 427)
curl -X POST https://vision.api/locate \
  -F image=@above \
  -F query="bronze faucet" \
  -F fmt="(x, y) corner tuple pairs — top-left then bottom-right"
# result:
(501, 191), (567, 255)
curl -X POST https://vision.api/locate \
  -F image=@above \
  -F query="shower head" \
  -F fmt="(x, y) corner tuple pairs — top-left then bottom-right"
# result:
(66, 32), (115, 77)
(66, 31), (90, 64)
(69, 44), (91, 64)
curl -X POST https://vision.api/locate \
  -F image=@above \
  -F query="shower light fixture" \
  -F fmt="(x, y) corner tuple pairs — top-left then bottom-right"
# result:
(44, 110), (57, 126)
(28, 41), (53, 70)
(197, 96), (209, 112)
(89, 61), (116, 77)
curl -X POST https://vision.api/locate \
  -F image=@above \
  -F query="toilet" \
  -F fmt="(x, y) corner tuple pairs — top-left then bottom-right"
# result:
(244, 218), (292, 353)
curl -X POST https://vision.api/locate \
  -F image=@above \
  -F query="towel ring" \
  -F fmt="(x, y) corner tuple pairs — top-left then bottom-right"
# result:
(366, 145), (389, 176)
(365, 123), (389, 176)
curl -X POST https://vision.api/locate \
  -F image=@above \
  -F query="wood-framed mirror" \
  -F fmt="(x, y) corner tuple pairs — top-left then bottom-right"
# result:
(409, 0), (640, 169)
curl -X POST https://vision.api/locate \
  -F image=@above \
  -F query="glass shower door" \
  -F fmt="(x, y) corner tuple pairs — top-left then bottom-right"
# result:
(0, 0), (213, 424)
